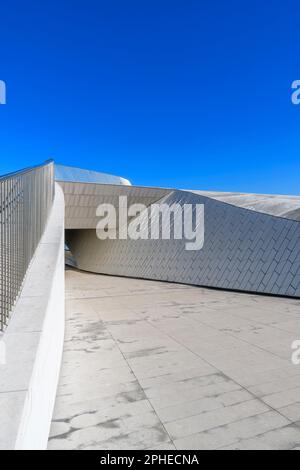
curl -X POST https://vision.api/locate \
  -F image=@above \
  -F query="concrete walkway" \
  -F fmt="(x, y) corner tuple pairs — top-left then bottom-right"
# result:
(48, 269), (300, 450)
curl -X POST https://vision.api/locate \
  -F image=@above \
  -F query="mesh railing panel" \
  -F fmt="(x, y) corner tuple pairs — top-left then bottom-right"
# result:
(0, 161), (54, 330)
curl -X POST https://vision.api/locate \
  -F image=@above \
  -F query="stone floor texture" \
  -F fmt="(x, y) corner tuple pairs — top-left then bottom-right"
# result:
(48, 268), (300, 450)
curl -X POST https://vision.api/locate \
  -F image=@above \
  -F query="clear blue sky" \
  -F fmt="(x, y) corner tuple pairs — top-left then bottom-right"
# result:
(0, 0), (299, 194)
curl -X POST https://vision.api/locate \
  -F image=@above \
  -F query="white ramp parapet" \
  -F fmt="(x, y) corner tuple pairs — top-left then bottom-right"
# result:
(0, 184), (65, 450)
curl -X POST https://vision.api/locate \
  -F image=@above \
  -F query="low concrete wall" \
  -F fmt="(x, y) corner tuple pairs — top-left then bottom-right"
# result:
(0, 183), (65, 450)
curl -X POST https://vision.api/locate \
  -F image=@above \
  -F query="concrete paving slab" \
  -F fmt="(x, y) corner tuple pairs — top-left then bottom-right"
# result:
(48, 269), (300, 450)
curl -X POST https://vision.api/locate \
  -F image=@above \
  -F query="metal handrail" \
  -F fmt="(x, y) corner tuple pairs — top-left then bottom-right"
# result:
(0, 159), (54, 181)
(0, 161), (54, 330)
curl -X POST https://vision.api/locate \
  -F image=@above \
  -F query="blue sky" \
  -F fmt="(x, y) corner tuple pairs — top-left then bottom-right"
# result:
(0, 0), (299, 194)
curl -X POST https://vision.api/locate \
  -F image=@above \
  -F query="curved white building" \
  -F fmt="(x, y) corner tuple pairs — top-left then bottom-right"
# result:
(57, 164), (300, 298)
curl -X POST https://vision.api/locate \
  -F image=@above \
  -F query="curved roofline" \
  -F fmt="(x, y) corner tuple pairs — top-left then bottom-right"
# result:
(55, 163), (131, 186)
